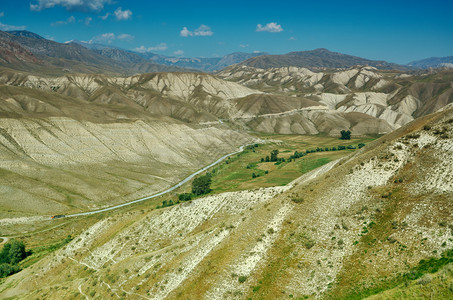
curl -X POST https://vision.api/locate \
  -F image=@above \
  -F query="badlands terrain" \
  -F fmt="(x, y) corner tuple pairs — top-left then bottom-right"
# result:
(1, 97), (452, 299)
(0, 66), (451, 218)
(0, 37), (453, 299)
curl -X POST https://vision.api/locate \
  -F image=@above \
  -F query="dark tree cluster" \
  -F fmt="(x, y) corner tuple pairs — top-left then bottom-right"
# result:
(192, 173), (212, 196)
(340, 130), (351, 140)
(261, 149), (280, 163)
(0, 240), (29, 278)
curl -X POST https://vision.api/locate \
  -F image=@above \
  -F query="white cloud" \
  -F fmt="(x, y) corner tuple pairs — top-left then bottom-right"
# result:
(0, 12), (4, 18)
(173, 50), (184, 56)
(30, 0), (112, 12)
(114, 7), (132, 21)
(180, 27), (192, 37)
(134, 43), (168, 53)
(149, 43), (167, 51)
(256, 22), (283, 33)
(239, 44), (249, 48)
(194, 24), (213, 36)
(99, 13), (110, 20)
(84, 17), (92, 25)
(88, 33), (134, 44)
(253, 50), (261, 54)
(133, 46), (147, 53)
(180, 25), (213, 37)
(117, 33), (134, 41)
(51, 15), (75, 26)
(0, 22), (26, 31)
(91, 32), (115, 44)
(289, 36), (296, 40)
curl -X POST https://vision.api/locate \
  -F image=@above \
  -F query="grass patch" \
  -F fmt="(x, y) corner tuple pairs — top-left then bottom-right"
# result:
(335, 248), (453, 299)
(20, 235), (73, 269)
(210, 134), (375, 193)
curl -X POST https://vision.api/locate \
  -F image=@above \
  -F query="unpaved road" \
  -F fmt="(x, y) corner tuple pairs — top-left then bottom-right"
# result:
(61, 144), (253, 219)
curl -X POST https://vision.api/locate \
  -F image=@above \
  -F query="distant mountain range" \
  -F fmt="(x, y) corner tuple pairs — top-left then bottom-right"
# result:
(0, 31), (185, 75)
(239, 48), (413, 70)
(408, 56), (453, 68)
(144, 52), (268, 72)
(0, 30), (452, 74)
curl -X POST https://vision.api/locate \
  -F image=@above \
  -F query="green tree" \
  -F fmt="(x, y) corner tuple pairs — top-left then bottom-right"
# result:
(265, 156), (270, 162)
(270, 149), (279, 162)
(192, 174), (212, 196)
(0, 240), (28, 278)
(0, 263), (20, 278)
(340, 130), (351, 140)
(0, 240), (26, 265)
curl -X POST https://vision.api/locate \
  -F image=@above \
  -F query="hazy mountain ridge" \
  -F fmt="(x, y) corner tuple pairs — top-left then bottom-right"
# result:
(239, 48), (413, 71)
(0, 33), (41, 65)
(0, 31), (187, 75)
(408, 56), (453, 68)
(142, 51), (267, 72)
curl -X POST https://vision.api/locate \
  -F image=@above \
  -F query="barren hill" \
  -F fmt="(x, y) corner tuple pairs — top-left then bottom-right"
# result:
(0, 70), (261, 217)
(1, 104), (452, 299)
(219, 66), (453, 135)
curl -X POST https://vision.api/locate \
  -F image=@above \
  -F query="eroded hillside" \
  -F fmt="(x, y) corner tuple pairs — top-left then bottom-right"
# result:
(219, 66), (453, 135)
(1, 106), (452, 299)
(0, 70), (260, 217)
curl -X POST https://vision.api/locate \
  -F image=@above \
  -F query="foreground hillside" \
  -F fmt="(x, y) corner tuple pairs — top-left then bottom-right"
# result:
(1, 105), (451, 299)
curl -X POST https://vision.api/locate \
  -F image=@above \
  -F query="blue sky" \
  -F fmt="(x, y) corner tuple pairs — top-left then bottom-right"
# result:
(0, 0), (452, 64)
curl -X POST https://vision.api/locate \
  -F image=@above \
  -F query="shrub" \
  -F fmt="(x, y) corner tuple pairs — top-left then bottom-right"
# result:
(178, 193), (192, 201)
(238, 276), (247, 283)
(358, 143), (365, 149)
(304, 240), (315, 249)
(291, 197), (304, 204)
